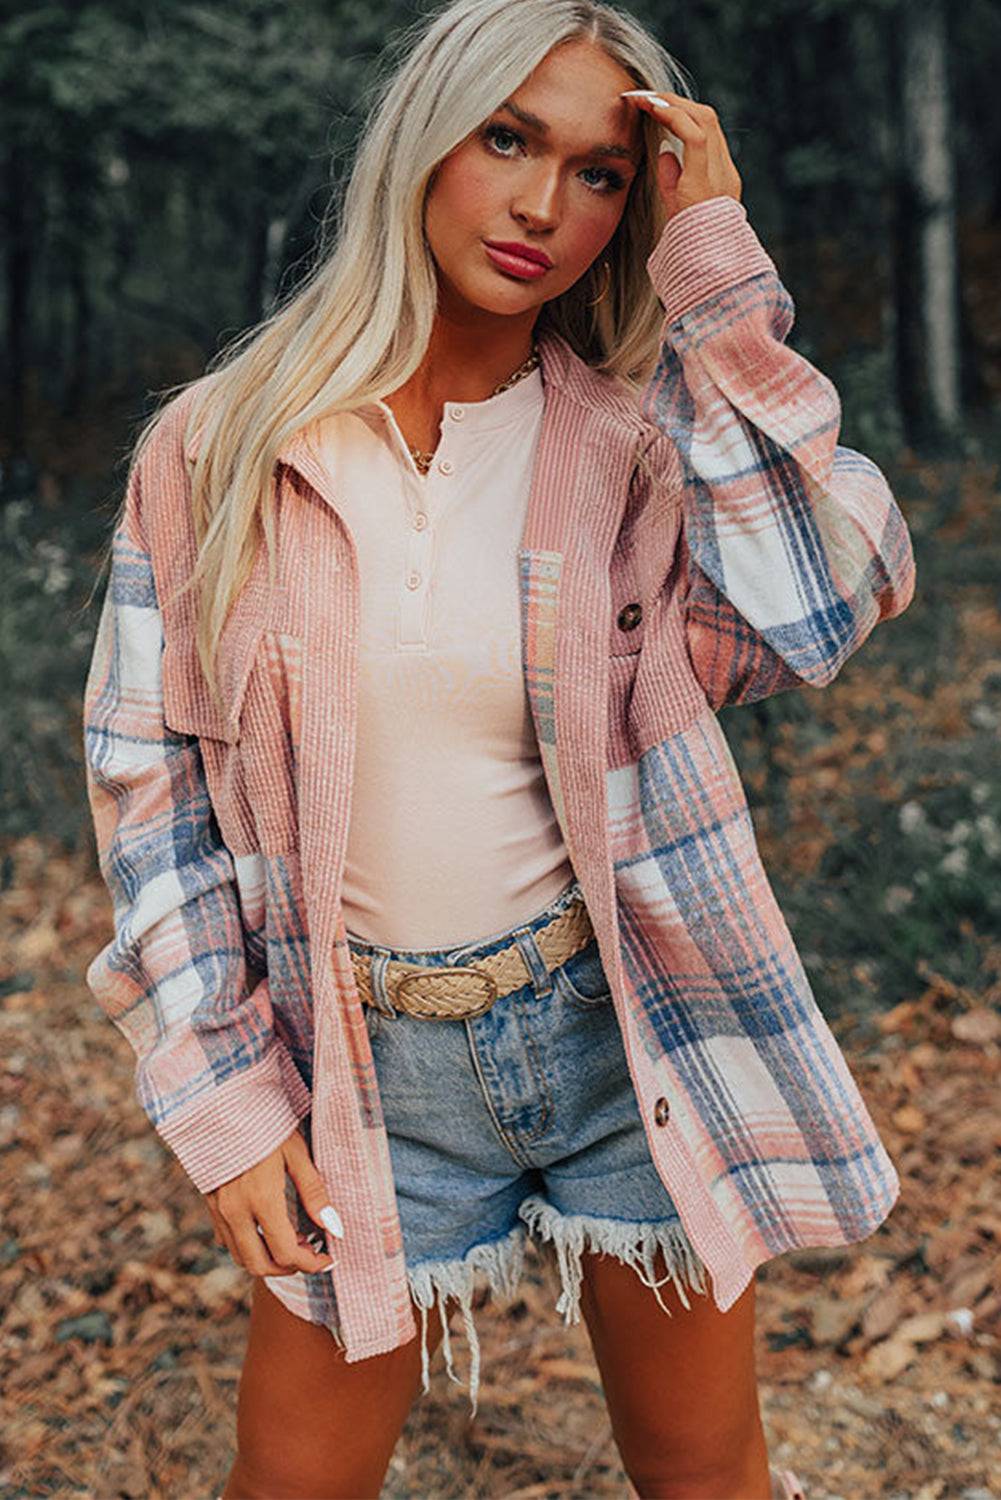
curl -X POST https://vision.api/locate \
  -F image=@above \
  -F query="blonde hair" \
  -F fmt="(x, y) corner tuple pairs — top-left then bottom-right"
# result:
(115, 0), (694, 704)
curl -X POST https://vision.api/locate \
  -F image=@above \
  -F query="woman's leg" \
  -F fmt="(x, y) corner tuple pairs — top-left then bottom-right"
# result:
(578, 1252), (771, 1500)
(221, 1277), (447, 1500)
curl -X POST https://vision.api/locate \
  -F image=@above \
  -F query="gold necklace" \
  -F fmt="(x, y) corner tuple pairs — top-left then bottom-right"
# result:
(407, 343), (541, 475)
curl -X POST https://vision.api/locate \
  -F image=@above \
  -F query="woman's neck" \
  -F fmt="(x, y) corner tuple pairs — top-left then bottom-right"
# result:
(382, 326), (540, 454)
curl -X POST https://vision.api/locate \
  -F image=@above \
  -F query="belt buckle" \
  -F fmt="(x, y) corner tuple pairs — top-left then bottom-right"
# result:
(394, 964), (499, 1019)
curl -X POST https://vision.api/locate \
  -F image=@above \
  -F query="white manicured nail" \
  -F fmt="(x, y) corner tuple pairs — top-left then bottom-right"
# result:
(320, 1205), (345, 1238)
(621, 91), (676, 112)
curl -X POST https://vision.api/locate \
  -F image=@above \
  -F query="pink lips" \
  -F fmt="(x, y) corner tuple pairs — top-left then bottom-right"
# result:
(483, 241), (553, 280)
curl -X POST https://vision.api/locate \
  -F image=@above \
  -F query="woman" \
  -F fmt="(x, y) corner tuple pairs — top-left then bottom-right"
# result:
(82, 0), (915, 1495)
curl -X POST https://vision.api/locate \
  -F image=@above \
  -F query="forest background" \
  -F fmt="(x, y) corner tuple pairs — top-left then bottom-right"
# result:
(1, 2), (999, 1497)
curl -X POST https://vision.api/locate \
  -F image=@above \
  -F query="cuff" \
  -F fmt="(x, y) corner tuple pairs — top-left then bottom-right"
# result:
(157, 1039), (313, 1194)
(646, 195), (778, 326)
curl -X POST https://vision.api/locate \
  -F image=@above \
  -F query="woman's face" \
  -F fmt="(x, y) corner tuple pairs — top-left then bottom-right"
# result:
(424, 38), (645, 326)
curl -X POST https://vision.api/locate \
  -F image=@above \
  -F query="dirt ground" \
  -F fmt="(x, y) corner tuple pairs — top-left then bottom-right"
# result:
(4, 434), (1000, 1500)
(1, 826), (998, 1499)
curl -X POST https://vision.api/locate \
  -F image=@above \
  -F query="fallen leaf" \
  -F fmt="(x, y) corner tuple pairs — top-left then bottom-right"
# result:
(895, 1311), (946, 1343)
(191, 1265), (246, 1309)
(951, 1007), (1001, 1044)
(944, 1306), (974, 1337)
(534, 1357), (602, 1384)
(861, 1285), (905, 1344)
(943, 1258), (998, 1307)
(809, 1295), (866, 1347)
(861, 1337), (918, 1381)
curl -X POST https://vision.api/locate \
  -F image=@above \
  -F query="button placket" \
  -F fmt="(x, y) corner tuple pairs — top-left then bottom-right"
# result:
(396, 408), (463, 647)
(399, 465), (434, 647)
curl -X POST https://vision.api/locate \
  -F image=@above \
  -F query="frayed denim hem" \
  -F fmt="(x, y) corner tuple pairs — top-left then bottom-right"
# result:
(406, 1221), (528, 1417)
(405, 1197), (710, 1416)
(517, 1193), (711, 1322)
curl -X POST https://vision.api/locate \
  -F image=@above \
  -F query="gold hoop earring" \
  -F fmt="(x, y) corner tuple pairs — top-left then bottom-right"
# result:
(586, 259), (612, 308)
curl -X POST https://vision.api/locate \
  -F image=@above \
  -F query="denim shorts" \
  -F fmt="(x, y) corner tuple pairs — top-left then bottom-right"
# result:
(268, 875), (709, 1414)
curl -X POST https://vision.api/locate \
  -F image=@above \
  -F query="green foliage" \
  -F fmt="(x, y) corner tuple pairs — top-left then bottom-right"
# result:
(3, 0), (998, 425)
(828, 346), (907, 468)
(0, 498), (109, 848)
(2, 0), (998, 1020)
(722, 442), (1001, 1015)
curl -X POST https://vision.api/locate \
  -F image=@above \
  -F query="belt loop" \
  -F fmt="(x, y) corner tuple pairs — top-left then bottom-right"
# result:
(371, 952), (398, 1018)
(513, 927), (554, 998)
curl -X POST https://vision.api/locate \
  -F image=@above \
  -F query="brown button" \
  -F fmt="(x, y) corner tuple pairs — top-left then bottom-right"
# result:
(617, 601), (643, 632)
(653, 1096), (671, 1126)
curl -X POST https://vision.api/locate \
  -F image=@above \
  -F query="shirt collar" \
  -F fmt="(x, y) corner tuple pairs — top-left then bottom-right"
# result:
(180, 327), (645, 468)
(358, 361), (544, 436)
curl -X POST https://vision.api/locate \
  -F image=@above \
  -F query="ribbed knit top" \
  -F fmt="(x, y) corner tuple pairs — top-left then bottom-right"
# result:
(306, 364), (574, 949)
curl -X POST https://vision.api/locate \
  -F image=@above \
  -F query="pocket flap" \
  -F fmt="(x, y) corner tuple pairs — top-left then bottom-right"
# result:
(161, 634), (256, 743)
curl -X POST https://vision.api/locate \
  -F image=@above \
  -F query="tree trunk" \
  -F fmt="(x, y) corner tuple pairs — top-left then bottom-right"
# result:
(64, 234), (92, 418)
(892, 0), (962, 451)
(3, 143), (33, 465)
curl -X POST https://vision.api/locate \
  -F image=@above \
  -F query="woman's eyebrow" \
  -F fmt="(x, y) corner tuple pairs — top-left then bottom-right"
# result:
(497, 98), (640, 164)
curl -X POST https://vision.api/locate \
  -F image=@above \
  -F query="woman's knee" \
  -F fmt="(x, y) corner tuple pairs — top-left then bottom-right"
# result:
(621, 1413), (770, 1499)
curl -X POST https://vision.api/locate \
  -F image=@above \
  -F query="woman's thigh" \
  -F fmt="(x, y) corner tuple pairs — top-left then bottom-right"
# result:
(221, 1278), (447, 1500)
(579, 1256), (770, 1498)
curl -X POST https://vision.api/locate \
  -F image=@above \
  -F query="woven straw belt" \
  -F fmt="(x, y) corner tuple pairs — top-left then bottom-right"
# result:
(351, 896), (595, 1020)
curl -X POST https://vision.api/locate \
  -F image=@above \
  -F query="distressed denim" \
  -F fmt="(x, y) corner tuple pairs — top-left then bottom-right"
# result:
(339, 876), (710, 1413)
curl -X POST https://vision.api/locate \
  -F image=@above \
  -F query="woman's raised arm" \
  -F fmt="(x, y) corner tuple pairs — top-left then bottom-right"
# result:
(640, 192), (916, 710)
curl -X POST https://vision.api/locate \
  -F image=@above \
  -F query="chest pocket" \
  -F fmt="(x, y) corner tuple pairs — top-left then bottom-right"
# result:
(161, 617), (302, 858)
(161, 629), (263, 856)
(161, 636), (249, 744)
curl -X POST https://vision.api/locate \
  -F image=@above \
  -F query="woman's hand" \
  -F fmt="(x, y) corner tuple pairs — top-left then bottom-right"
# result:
(620, 89), (743, 223)
(204, 1125), (346, 1278)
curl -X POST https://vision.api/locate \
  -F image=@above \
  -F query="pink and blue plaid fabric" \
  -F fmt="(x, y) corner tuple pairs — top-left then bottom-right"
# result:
(83, 195), (916, 1363)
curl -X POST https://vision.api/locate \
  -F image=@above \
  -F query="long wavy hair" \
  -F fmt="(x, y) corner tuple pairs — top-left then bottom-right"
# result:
(111, 0), (694, 704)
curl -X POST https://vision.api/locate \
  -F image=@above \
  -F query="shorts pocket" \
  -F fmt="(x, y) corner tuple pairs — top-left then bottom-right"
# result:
(554, 936), (613, 1007)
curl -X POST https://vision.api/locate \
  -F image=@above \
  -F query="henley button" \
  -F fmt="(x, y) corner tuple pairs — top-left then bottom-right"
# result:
(438, 457), (454, 475)
(617, 601), (643, 632)
(653, 1096), (671, 1126)
(406, 571), (421, 589)
(413, 511), (428, 530)
(451, 407), (465, 420)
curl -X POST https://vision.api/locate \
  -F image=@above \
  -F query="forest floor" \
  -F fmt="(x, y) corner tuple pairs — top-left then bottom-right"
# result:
(1, 441), (999, 1498)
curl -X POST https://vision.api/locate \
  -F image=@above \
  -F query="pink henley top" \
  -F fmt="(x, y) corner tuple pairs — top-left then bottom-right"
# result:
(306, 363), (575, 950)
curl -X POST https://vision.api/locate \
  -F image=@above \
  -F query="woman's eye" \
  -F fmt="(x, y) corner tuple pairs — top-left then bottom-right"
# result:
(581, 165), (626, 193)
(483, 124), (522, 157)
(481, 123), (625, 194)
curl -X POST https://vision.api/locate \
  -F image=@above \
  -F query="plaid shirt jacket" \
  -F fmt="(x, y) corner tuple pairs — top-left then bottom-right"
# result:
(82, 195), (916, 1363)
